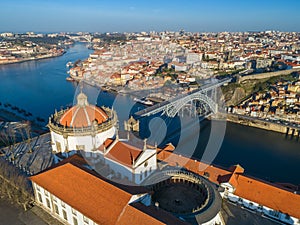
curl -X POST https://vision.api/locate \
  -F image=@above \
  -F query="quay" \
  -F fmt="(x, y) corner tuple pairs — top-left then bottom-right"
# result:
(0, 50), (65, 65)
(226, 113), (300, 138)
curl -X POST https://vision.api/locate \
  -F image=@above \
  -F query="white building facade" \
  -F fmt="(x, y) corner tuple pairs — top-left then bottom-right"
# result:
(48, 93), (116, 153)
(32, 183), (98, 225)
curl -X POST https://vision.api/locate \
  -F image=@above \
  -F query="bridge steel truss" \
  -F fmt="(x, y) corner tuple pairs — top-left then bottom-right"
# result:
(136, 78), (230, 118)
(163, 91), (218, 117)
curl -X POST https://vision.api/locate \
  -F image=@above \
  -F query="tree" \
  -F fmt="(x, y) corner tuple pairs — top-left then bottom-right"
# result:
(164, 80), (172, 86)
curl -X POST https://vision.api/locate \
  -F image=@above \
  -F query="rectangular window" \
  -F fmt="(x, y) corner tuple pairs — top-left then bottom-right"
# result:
(46, 198), (51, 209)
(76, 145), (85, 150)
(61, 201), (66, 208)
(73, 217), (78, 225)
(273, 210), (279, 217)
(54, 204), (59, 215)
(83, 215), (89, 224)
(53, 196), (57, 202)
(44, 190), (49, 197)
(62, 210), (68, 221)
(56, 141), (61, 151)
(71, 208), (77, 215)
(38, 193), (43, 203)
(36, 185), (40, 191)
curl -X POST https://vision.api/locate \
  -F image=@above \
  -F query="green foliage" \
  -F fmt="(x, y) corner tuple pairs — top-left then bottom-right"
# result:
(253, 73), (298, 93)
(93, 33), (128, 43)
(8, 36), (68, 49)
(221, 82), (241, 92)
(222, 72), (299, 105)
(164, 79), (172, 86)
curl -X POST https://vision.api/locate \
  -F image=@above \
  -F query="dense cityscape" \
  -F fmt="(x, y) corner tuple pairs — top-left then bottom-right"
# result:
(1, 1), (300, 225)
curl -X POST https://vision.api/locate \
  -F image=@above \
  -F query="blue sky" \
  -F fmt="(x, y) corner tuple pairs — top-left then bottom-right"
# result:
(1, 0), (300, 33)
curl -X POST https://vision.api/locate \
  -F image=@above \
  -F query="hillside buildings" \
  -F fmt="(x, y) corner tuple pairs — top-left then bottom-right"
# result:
(66, 31), (300, 107)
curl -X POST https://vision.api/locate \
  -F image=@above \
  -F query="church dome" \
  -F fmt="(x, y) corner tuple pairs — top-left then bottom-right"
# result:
(59, 93), (108, 128)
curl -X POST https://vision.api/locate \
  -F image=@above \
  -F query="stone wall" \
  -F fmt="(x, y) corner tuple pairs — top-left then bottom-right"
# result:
(238, 68), (300, 83)
(226, 114), (300, 136)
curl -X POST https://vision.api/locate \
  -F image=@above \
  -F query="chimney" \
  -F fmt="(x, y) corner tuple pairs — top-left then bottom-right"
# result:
(143, 138), (147, 151)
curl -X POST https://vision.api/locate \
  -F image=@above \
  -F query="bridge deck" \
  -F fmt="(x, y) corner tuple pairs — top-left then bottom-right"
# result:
(135, 78), (231, 117)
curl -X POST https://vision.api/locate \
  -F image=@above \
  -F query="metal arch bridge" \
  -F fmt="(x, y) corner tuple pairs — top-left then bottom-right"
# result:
(134, 78), (231, 118)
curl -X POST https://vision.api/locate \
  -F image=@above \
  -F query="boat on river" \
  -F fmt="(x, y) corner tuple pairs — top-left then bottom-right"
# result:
(66, 61), (73, 67)
(133, 98), (154, 106)
(66, 76), (75, 81)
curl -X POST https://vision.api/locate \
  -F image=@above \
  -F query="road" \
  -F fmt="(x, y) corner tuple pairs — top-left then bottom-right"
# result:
(0, 198), (46, 225)
(221, 200), (281, 225)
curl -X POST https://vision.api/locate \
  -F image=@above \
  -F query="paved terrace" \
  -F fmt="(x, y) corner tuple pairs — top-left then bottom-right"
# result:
(0, 133), (54, 175)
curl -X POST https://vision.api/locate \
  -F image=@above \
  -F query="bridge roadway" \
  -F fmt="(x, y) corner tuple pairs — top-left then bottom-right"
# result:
(135, 78), (231, 117)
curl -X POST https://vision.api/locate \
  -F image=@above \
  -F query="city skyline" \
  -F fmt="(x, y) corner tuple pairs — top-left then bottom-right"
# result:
(1, 0), (300, 33)
(1, 3), (300, 223)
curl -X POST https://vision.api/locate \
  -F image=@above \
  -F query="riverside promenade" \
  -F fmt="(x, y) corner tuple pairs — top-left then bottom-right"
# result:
(0, 197), (64, 225)
(226, 113), (300, 137)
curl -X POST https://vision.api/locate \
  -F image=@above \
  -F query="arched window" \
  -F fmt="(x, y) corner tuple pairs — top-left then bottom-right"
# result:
(204, 172), (210, 178)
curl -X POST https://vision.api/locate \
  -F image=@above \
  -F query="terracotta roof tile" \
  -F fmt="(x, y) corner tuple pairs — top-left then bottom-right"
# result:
(98, 138), (114, 152)
(234, 174), (300, 219)
(30, 155), (186, 225)
(60, 105), (108, 128)
(30, 162), (133, 224)
(157, 150), (230, 184)
(132, 202), (189, 225)
(106, 141), (143, 167)
(158, 149), (300, 219)
(116, 204), (165, 225)
(117, 202), (188, 225)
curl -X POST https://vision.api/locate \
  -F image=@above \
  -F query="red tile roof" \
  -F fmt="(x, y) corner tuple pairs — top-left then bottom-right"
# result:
(31, 163), (133, 224)
(233, 174), (300, 219)
(30, 155), (186, 225)
(97, 138), (114, 152)
(60, 105), (108, 128)
(157, 150), (230, 184)
(117, 202), (188, 225)
(106, 141), (143, 167)
(117, 204), (164, 225)
(158, 149), (300, 219)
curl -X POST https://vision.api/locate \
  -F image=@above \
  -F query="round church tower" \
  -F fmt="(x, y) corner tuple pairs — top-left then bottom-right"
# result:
(48, 92), (117, 153)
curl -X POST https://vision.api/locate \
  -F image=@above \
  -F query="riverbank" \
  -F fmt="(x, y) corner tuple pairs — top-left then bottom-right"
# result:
(0, 51), (66, 66)
(0, 108), (47, 136)
(225, 113), (300, 137)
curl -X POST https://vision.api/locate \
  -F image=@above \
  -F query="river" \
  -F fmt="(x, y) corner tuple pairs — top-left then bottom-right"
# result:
(0, 43), (299, 185)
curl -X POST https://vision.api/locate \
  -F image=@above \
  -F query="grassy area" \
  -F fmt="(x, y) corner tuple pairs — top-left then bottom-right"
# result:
(252, 72), (299, 93)
(216, 69), (244, 78)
